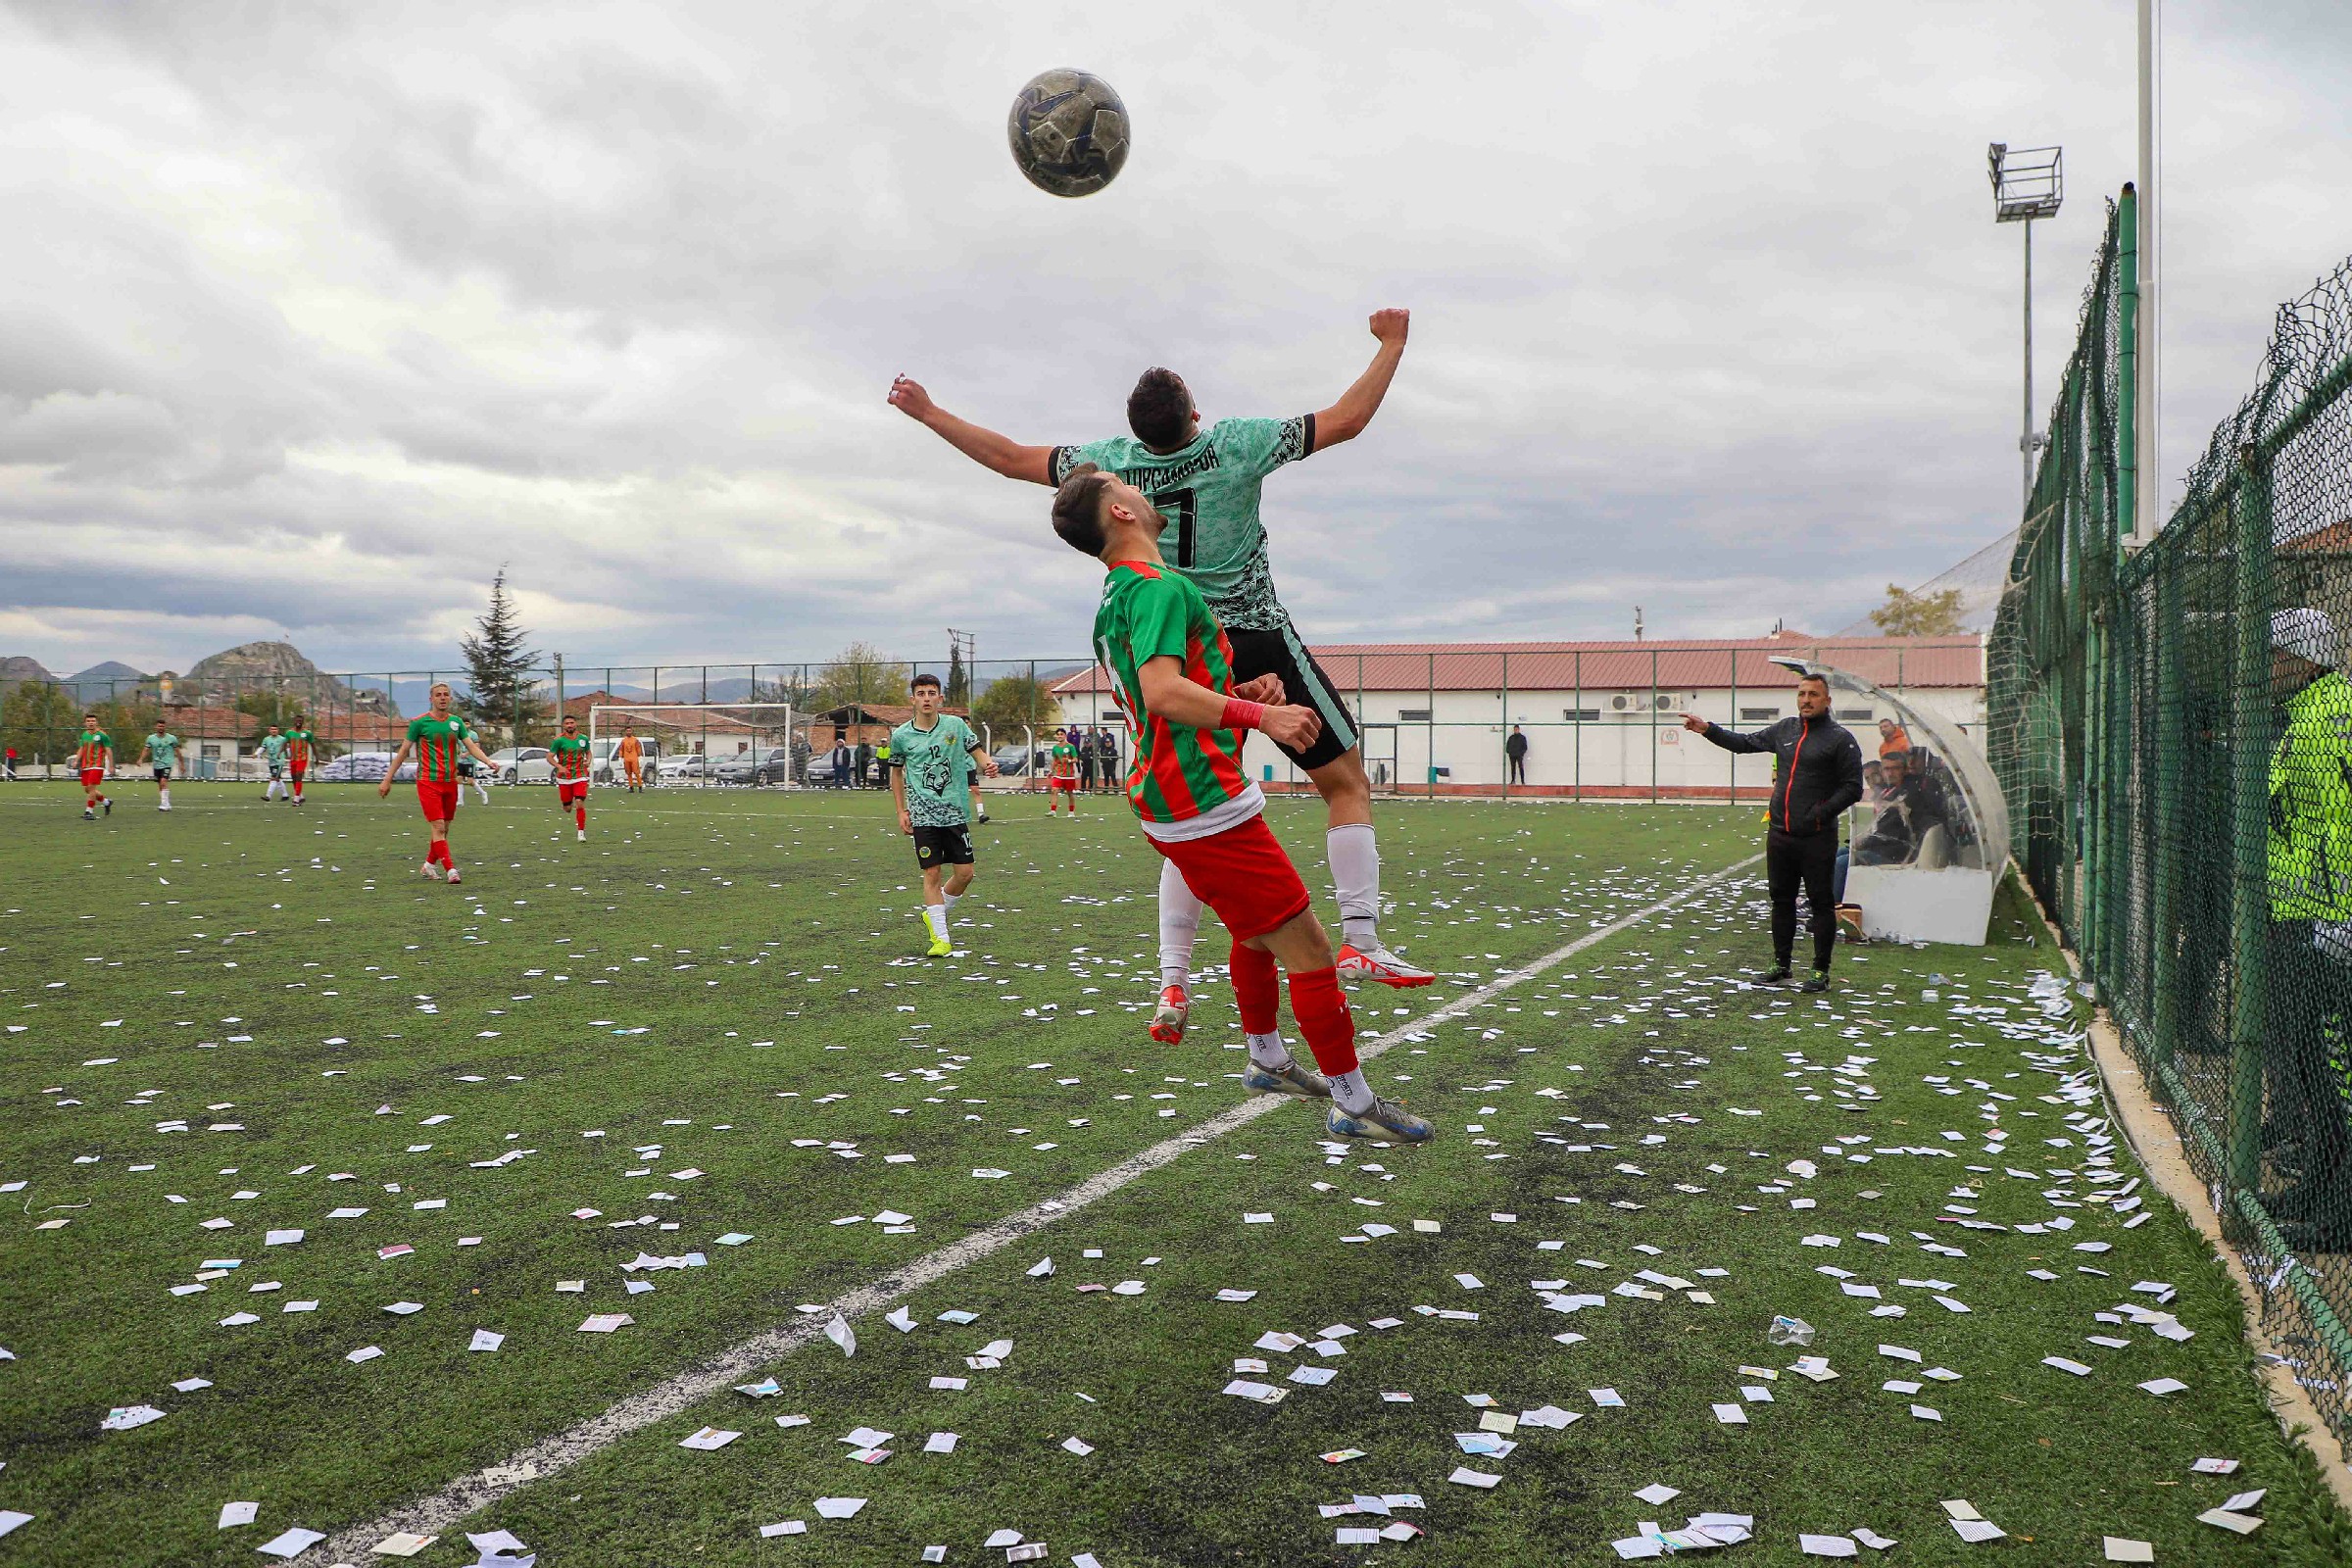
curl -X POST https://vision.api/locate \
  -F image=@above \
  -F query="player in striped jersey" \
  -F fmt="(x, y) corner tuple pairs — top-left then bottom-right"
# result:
(74, 714), (113, 818)
(1053, 463), (1432, 1145)
(891, 309), (1433, 1054)
(551, 713), (592, 840)
(377, 681), (498, 884)
(283, 722), (316, 805)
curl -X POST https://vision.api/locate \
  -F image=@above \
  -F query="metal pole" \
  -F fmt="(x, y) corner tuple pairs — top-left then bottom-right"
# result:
(2226, 443), (2271, 1206)
(2023, 217), (2035, 508)
(1648, 649), (1659, 804)
(1573, 650), (1583, 802)
(2136, 0), (2160, 544)
(1728, 647), (1738, 804)
(1500, 652), (1511, 800)
(2119, 185), (2141, 543)
(1426, 652), (1436, 799)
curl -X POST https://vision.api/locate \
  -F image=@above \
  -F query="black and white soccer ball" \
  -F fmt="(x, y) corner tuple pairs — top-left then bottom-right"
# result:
(1007, 69), (1129, 198)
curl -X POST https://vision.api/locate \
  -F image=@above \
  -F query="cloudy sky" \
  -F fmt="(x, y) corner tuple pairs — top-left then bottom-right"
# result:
(5, 0), (2349, 678)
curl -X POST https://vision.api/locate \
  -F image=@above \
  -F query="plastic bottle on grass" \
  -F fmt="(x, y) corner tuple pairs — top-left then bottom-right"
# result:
(1767, 1315), (1815, 1348)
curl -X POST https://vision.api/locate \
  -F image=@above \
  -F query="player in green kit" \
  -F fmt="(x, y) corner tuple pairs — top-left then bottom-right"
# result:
(258, 725), (290, 801)
(135, 719), (182, 811)
(1049, 464), (1432, 1143)
(283, 722), (317, 804)
(890, 308), (1433, 1052)
(551, 713), (592, 840)
(889, 672), (999, 956)
(378, 681), (499, 883)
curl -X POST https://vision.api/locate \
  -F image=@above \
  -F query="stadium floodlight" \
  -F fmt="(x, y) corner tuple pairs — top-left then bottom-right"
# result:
(1988, 143), (2064, 509)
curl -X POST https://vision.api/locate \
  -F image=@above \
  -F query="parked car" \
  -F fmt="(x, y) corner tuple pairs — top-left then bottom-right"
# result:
(713, 748), (775, 786)
(658, 754), (713, 782)
(488, 747), (554, 785)
(991, 745), (1054, 777)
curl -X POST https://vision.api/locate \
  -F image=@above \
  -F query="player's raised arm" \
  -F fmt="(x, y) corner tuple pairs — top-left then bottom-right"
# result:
(1308, 308), (1409, 453)
(1135, 656), (1321, 754)
(887, 376), (1057, 485)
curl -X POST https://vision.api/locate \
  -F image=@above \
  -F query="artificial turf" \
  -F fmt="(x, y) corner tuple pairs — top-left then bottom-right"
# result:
(0, 783), (2342, 1565)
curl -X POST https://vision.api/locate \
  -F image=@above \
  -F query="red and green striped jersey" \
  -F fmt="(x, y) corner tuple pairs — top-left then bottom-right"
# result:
(76, 730), (111, 769)
(284, 728), (315, 766)
(550, 734), (591, 780)
(1091, 560), (1258, 832)
(406, 715), (474, 781)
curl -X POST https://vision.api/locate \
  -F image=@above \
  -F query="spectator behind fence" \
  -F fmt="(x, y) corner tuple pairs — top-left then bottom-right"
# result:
(2265, 608), (2352, 1248)
(1505, 725), (1529, 785)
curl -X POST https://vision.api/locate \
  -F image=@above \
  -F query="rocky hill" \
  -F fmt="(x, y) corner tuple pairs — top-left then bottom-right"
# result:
(183, 641), (388, 711)
(0, 656), (55, 685)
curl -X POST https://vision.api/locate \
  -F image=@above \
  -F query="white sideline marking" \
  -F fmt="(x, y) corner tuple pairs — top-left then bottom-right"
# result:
(321, 853), (1762, 1554)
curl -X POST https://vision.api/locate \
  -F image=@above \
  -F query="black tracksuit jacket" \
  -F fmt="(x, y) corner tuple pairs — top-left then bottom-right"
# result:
(1698, 713), (1865, 835)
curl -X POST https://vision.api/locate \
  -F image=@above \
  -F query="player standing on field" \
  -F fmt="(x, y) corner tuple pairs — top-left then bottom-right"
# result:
(551, 713), (592, 840)
(889, 309), (1433, 1054)
(74, 713), (112, 818)
(1050, 463), (1432, 1144)
(135, 719), (181, 811)
(617, 723), (645, 792)
(284, 721), (315, 805)
(259, 725), (290, 801)
(888, 672), (1001, 957)
(1048, 730), (1081, 815)
(378, 681), (499, 884)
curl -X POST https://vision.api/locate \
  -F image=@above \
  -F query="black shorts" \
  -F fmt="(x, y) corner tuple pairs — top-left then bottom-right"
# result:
(913, 823), (974, 868)
(152, 768), (171, 783)
(1224, 624), (1359, 772)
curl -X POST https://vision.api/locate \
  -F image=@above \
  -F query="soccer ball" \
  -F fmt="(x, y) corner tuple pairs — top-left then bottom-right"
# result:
(1007, 69), (1129, 198)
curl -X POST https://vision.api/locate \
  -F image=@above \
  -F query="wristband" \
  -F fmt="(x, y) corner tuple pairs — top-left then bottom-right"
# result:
(1221, 698), (1267, 732)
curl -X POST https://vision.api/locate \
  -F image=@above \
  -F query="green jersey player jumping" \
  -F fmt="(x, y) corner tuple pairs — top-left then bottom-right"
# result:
(889, 308), (1434, 1049)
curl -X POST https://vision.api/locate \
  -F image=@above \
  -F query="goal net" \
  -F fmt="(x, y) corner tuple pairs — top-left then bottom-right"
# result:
(587, 702), (800, 787)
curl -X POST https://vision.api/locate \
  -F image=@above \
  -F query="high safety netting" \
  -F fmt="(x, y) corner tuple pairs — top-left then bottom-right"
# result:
(1989, 190), (2352, 1444)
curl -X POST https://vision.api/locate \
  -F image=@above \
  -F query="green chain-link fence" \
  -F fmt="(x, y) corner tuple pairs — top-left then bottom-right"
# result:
(1990, 186), (2352, 1445)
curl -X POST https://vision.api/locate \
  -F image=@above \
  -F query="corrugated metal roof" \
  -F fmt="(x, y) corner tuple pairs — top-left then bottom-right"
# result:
(1050, 635), (1983, 696)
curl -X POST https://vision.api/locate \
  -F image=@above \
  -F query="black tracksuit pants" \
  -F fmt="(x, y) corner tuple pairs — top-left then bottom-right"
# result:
(1765, 827), (1838, 971)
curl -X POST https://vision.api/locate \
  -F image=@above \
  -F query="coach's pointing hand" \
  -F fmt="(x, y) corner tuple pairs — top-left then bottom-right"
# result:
(1681, 712), (1709, 733)
(1259, 705), (1323, 754)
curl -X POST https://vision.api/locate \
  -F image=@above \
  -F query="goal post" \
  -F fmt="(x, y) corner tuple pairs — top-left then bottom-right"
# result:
(587, 702), (800, 787)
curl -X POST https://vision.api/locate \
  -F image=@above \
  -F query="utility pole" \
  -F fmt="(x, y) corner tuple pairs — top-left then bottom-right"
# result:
(1988, 143), (2064, 509)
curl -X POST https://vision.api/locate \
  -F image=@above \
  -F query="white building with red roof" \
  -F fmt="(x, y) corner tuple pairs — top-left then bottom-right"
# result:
(1049, 631), (1984, 799)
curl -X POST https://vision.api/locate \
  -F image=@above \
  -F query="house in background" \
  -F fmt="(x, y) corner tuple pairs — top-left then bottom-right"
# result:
(1050, 632), (1985, 797)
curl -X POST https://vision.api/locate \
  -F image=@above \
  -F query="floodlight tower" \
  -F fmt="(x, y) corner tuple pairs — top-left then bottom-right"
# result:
(1987, 142), (2064, 508)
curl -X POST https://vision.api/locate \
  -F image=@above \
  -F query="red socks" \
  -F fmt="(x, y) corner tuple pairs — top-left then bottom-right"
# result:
(1230, 939), (1280, 1035)
(1287, 964), (1359, 1078)
(575, 806), (587, 829)
(427, 841), (451, 868)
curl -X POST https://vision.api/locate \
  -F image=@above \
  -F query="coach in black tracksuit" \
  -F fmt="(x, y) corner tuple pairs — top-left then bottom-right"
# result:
(1682, 671), (1865, 992)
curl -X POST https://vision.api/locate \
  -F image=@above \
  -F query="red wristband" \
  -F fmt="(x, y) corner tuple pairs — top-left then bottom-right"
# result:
(1221, 698), (1267, 732)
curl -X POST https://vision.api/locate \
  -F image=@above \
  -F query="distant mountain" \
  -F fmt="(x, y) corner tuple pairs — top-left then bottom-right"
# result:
(62, 661), (149, 700)
(183, 641), (390, 713)
(0, 656), (56, 685)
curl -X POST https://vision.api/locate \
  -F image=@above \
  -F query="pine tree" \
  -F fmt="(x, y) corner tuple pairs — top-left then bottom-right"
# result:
(946, 645), (969, 709)
(460, 567), (544, 744)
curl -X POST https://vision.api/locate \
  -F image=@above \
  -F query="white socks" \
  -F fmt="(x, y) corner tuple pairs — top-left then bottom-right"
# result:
(1158, 858), (1204, 991)
(1327, 1068), (1376, 1115)
(1328, 824), (1380, 950)
(1246, 1031), (1292, 1070)
(266, 779), (281, 800)
(923, 906), (949, 942)
(944, 892), (961, 924)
